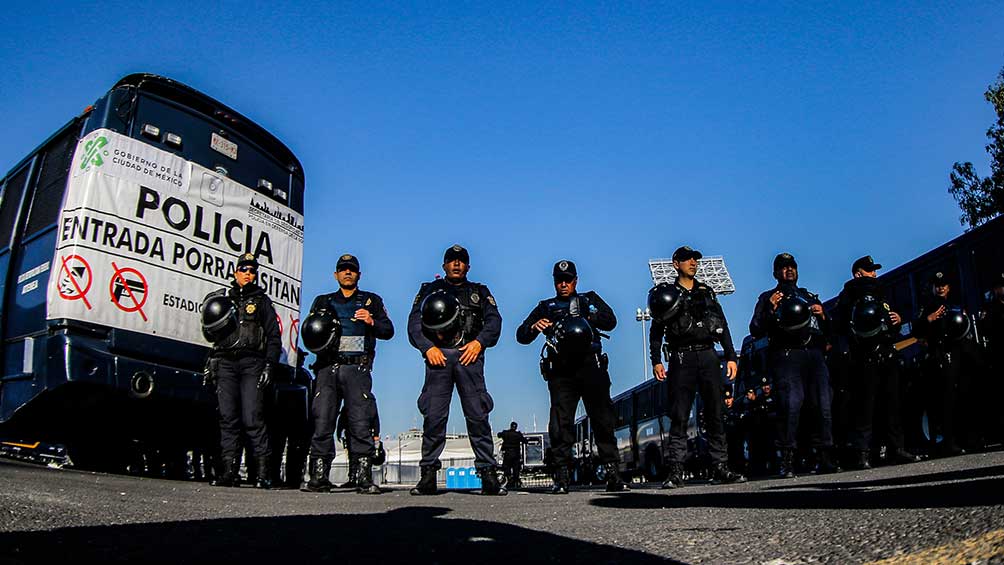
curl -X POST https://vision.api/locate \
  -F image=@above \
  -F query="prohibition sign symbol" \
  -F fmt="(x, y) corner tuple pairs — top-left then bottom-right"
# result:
(58, 254), (92, 310)
(289, 316), (300, 352)
(109, 262), (148, 322)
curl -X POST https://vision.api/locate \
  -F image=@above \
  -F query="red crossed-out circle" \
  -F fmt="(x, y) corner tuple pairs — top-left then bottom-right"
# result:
(58, 254), (93, 310)
(289, 316), (300, 352)
(109, 262), (148, 322)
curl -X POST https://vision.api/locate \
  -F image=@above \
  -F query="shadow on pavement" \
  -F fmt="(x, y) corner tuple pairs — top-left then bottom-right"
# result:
(761, 465), (1004, 491)
(589, 476), (1004, 511)
(0, 506), (681, 565)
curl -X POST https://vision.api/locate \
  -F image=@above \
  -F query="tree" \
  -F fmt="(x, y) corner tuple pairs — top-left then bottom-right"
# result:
(949, 67), (1004, 228)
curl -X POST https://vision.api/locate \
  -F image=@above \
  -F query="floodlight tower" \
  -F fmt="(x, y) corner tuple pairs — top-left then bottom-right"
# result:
(638, 256), (736, 380)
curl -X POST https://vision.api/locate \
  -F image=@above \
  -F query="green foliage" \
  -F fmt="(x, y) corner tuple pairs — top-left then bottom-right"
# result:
(949, 67), (1004, 228)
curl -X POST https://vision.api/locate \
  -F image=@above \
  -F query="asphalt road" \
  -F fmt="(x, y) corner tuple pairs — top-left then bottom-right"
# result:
(1, 451), (1003, 564)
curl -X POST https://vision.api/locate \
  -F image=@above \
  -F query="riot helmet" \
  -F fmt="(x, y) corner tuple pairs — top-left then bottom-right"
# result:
(421, 290), (463, 337)
(850, 296), (891, 340)
(648, 283), (683, 323)
(201, 294), (238, 343)
(549, 316), (594, 357)
(775, 294), (812, 333)
(942, 308), (972, 341)
(301, 309), (342, 354)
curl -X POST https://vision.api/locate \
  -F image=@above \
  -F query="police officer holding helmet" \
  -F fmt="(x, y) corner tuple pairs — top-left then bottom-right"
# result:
(408, 244), (505, 496)
(516, 260), (628, 494)
(834, 256), (919, 468)
(649, 246), (745, 488)
(301, 254), (393, 494)
(750, 252), (838, 478)
(201, 252), (281, 489)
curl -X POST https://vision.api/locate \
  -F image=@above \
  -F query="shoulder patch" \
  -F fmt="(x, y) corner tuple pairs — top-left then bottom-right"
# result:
(487, 295), (496, 307)
(365, 297), (372, 306)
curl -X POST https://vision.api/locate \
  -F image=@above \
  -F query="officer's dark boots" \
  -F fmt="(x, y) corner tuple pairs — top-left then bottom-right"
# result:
(711, 462), (747, 484)
(479, 467), (507, 496)
(816, 450), (841, 474)
(779, 449), (796, 479)
(661, 463), (685, 489)
(604, 463), (629, 492)
(254, 456), (272, 489)
(410, 465), (438, 495)
(211, 456), (237, 487)
(892, 448), (920, 464)
(355, 457), (381, 495)
(339, 458), (360, 489)
(550, 467), (570, 495)
(301, 457), (333, 493)
(852, 450), (872, 470)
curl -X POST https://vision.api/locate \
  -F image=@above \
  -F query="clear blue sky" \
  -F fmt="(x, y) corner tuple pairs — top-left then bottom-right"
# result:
(2, 2), (1003, 437)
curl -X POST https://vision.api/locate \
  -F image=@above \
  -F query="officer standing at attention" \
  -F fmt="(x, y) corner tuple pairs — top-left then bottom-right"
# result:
(649, 246), (745, 488)
(516, 260), (628, 494)
(497, 422), (528, 489)
(749, 252), (837, 478)
(301, 254), (393, 494)
(834, 256), (919, 468)
(201, 252), (281, 489)
(408, 245), (505, 496)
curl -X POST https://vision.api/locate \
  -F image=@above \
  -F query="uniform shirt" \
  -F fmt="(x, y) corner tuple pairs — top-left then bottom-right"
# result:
(497, 429), (527, 451)
(833, 277), (901, 347)
(407, 277), (502, 354)
(307, 289), (394, 363)
(750, 283), (827, 350)
(515, 290), (617, 348)
(210, 281), (282, 363)
(913, 295), (963, 347)
(649, 278), (737, 365)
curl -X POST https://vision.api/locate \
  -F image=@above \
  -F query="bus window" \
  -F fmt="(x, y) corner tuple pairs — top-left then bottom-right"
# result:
(636, 386), (654, 420)
(23, 128), (77, 239)
(0, 166), (31, 249)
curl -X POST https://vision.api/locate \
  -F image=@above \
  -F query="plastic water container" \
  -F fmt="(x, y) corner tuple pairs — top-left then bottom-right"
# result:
(467, 466), (481, 489)
(445, 467), (458, 489)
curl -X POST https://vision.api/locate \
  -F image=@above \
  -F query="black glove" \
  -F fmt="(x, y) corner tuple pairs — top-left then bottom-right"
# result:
(202, 359), (216, 388)
(258, 363), (273, 389)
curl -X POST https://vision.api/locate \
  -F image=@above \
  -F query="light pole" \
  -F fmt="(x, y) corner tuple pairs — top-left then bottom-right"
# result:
(635, 307), (651, 381)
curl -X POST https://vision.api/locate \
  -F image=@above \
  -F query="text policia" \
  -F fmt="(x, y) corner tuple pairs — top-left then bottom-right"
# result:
(58, 185), (300, 306)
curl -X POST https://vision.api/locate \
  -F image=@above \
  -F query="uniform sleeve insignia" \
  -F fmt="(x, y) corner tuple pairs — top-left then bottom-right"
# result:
(883, 303), (891, 311)
(487, 295), (496, 307)
(246, 303), (257, 314)
(471, 292), (480, 304)
(413, 293), (422, 306)
(366, 297), (372, 306)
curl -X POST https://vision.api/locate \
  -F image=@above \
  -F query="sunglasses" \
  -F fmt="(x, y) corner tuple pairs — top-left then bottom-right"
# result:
(237, 266), (258, 274)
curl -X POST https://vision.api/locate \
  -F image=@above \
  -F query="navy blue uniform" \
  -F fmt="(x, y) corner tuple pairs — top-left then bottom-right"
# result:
(750, 284), (833, 451)
(833, 277), (905, 453)
(308, 289), (393, 461)
(516, 291), (619, 468)
(206, 281), (282, 465)
(649, 279), (737, 465)
(408, 278), (502, 469)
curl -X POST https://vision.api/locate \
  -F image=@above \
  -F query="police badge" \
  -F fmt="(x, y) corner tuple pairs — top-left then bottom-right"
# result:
(471, 292), (480, 304)
(246, 303), (257, 314)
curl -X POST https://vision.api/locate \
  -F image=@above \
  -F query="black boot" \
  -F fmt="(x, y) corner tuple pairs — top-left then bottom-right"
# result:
(779, 449), (796, 479)
(301, 457), (333, 492)
(338, 457), (360, 489)
(356, 457), (381, 495)
(711, 462), (747, 484)
(604, 463), (629, 492)
(550, 467), (570, 495)
(254, 456), (272, 489)
(410, 465), (439, 495)
(816, 450), (841, 474)
(852, 450), (872, 470)
(211, 455), (238, 487)
(478, 467), (507, 496)
(662, 463), (685, 489)
(891, 448), (920, 464)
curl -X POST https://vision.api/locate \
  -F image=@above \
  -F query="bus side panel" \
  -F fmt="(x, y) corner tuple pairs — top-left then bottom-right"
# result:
(4, 230), (58, 340)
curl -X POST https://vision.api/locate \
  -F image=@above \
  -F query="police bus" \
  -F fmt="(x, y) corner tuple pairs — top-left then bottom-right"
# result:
(0, 74), (306, 473)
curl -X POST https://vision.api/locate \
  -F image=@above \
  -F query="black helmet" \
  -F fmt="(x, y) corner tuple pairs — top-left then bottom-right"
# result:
(301, 309), (341, 354)
(943, 308), (972, 341)
(550, 316), (594, 357)
(775, 294), (811, 333)
(421, 290), (462, 334)
(648, 283), (683, 323)
(201, 294), (237, 343)
(372, 440), (386, 466)
(850, 296), (891, 340)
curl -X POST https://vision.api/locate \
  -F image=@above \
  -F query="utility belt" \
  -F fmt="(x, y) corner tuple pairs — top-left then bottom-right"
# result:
(211, 350), (265, 361)
(664, 342), (713, 356)
(539, 351), (608, 381)
(334, 353), (370, 366)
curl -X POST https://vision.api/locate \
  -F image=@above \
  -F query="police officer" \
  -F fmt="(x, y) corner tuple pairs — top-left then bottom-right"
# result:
(335, 393), (383, 489)
(650, 246), (745, 488)
(301, 254), (393, 495)
(750, 252), (837, 478)
(202, 252), (281, 489)
(497, 422), (528, 489)
(834, 256), (918, 468)
(979, 273), (1004, 446)
(914, 271), (978, 456)
(516, 260), (628, 494)
(408, 244), (505, 496)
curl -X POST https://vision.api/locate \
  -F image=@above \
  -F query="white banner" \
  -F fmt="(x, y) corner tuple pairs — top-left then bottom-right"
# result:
(47, 129), (304, 366)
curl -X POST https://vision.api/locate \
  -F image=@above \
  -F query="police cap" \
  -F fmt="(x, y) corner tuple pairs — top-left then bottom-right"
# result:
(444, 244), (470, 264)
(237, 253), (259, 269)
(336, 254), (360, 272)
(851, 255), (882, 274)
(931, 271), (949, 286)
(672, 246), (702, 262)
(553, 260), (577, 279)
(773, 253), (797, 272)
